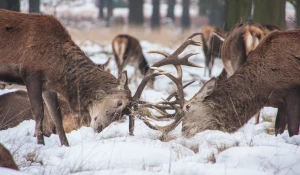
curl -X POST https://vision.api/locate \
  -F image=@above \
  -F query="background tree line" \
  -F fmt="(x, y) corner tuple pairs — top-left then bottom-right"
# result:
(1, 0), (300, 31)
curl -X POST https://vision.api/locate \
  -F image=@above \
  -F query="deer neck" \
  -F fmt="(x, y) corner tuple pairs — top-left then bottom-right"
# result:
(206, 70), (273, 132)
(58, 42), (118, 112)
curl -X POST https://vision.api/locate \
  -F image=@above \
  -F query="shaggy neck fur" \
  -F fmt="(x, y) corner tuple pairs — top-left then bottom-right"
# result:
(58, 42), (118, 112)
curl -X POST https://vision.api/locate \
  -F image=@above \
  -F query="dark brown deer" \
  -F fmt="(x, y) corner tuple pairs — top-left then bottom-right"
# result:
(0, 91), (90, 136)
(112, 34), (151, 79)
(201, 26), (226, 77)
(181, 29), (300, 138)
(0, 9), (131, 146)
(0, 143), (18, 170)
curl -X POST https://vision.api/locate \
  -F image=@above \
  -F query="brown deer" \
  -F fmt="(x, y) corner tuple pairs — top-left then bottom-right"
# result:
(0, 9), (132, 146)
(112, 34), (152, 82)
(0, 90), (90, 136)
(0, 143), (18, 170)
(0, 9), (203, 145)
(181, 29), (300, 138)
(201, 26), (226, 77)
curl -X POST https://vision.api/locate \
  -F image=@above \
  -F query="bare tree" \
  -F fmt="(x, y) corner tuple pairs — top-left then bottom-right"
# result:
(29, 0), (40, 13)
(128, 0), (144, 26)
(181, 0), (190, 28)
(151, 0), (160, 28)
(167, 0), (175, 21)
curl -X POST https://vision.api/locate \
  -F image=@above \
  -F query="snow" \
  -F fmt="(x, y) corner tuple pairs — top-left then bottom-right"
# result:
(1, 1), (300, 175)
(1, 39), (300, 175)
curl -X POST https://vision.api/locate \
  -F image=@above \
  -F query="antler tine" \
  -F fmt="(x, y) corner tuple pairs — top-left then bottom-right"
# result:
(139, 107), (184, 133)
(181, 53), (203, 68)
(133, 72), (164, 101)
(172, 32), (203, 56)
(148, 50), (170, 57)
(166, 80), (195, 101)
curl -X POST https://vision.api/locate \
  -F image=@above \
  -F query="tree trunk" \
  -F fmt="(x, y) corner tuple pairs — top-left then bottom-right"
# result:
(6, 0), (20, 12)
(181, 0), (190, 28)
(224, 0), (252, 31)
(253, 0), (286, 30)
(295, 0), (300, 28)
(29, 0), (40, 13)
(0, 0), (7, 9)
(167, 0), (175, 21)
(128, 0), (144, 26)
(151, 0), (160, 28)
(98, 0), (105, 19)
(106, 0), (113, 27)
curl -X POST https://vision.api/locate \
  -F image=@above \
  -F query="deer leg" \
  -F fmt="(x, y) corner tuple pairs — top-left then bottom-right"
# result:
(275, 103), (287, 136)
(42, 91), (69, 146)
(285, 88), (300, 137)
(129, 114), (135, 136)
(24, 75), (45, 145)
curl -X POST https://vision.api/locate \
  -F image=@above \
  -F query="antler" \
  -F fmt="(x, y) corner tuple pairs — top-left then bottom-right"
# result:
(129, 33), (203, 134)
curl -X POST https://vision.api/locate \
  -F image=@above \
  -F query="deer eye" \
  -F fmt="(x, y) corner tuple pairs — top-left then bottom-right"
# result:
(117, 101), (123, 107)
(186, 104), (191, 111)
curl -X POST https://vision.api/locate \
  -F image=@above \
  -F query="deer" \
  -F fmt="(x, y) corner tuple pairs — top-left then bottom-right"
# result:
(180, 29), (300, 138)
(0, 143), (18, 170)
(201, 26), (226, 77)
(0, 9), (204, 145)
(0, 9), (132, 146)
(112, 34), (154, 85)
(0, 90), (90, 136)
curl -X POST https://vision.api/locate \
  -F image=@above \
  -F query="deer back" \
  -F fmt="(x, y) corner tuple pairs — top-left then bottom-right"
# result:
(112, 34), (150, 75)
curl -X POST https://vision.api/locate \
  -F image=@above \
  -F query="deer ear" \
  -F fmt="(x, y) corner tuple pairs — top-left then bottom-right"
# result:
(195, 77), (216, 100)
(117, 70), (129, 90)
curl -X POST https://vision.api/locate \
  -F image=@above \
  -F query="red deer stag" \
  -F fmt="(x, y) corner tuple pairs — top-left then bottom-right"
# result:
(112, 34), (154, 85)
(181, 29), (300, 137)
(220, 20), (285, 127)
(0, 91), (90, 136)
(0, 143), (18, 170)
(201, 26), (226, 77)
(0, 9), (131, 146)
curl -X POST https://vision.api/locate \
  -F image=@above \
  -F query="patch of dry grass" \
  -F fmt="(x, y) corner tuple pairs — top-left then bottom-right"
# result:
(68, 26), (202, 47)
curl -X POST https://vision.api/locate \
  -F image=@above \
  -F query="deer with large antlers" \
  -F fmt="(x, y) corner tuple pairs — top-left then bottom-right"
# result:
(181, 29), (300, 137)
(0, 9), (131, 146)
(0, 9), (203, 144)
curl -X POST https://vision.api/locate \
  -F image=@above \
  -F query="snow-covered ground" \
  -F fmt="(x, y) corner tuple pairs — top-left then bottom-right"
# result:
(0, 39), (300, 175)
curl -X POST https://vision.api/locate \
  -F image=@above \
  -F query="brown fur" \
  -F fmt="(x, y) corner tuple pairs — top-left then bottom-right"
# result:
(0, 91), (90, 136)
(201, 26), (226, 77)
(0, 143), (18, 170)
(182, 29), (300, 137)
(0, 9), (131, 146)
(112, 34), (150, 76)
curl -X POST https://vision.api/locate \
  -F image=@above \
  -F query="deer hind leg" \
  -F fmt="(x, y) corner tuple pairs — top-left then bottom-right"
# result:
(275, 102), (287, 136)
(285, 88), (300, 137)
(42, 91), (69, 146)
(24, 74), (45, 145)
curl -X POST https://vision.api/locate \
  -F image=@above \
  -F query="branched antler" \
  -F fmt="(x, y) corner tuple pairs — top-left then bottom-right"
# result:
(129, 33), (203, 134)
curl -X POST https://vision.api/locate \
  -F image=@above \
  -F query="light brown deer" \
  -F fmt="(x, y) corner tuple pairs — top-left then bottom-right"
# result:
(0, 9), (131, 146)
(0, 143), (18, 170)
(0, 90), (90, 136)
(201, 26), (226, 77)
(181, 29), (300, 137)
(112, 34), (152, 82)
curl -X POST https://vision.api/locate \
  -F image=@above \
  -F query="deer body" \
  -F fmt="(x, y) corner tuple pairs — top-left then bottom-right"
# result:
(0, 143), (18, 170)
(201, 26), (225, 77)
(182, 30), (300, 137)
(0, 9), (131, 146)
(112, 34), (150, 76)
(0, 91), (90, 136)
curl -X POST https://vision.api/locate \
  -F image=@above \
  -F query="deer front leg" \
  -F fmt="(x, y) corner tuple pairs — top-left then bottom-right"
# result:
(285, 88), (300, 137)
(42, 91), (69, 146)
(24, 75), (45, 145)
(275, 103), (287, 136)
